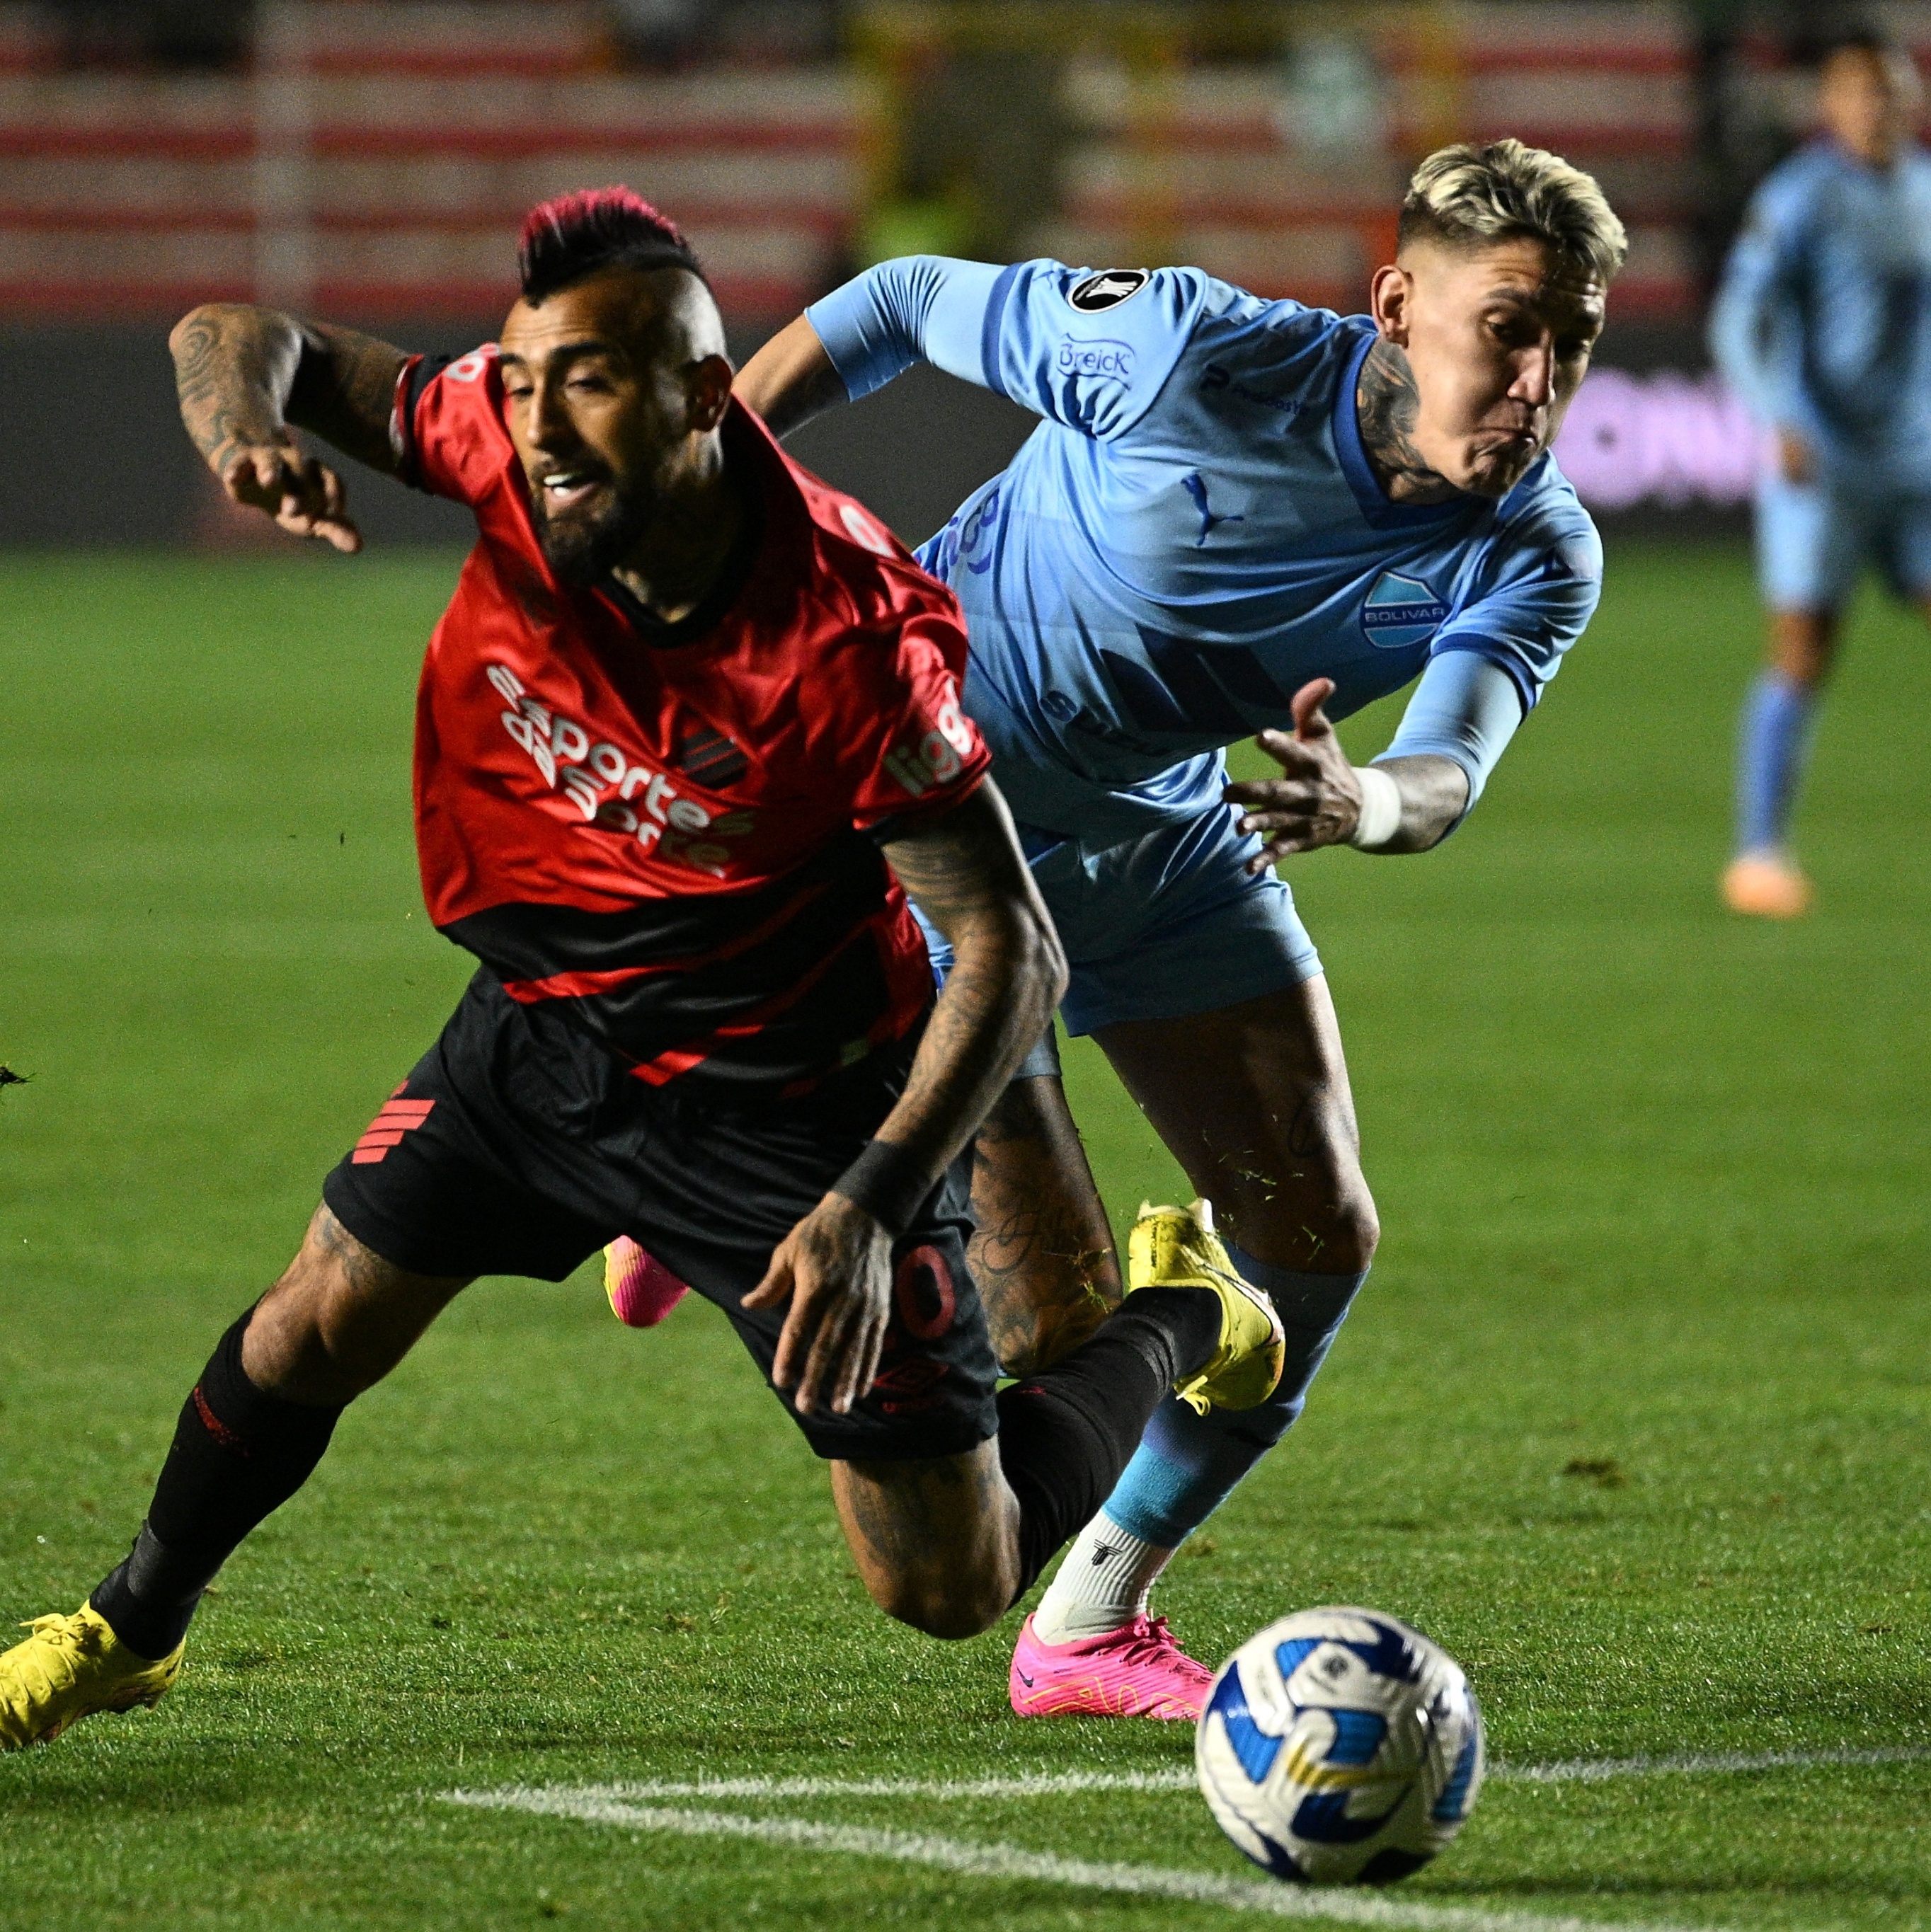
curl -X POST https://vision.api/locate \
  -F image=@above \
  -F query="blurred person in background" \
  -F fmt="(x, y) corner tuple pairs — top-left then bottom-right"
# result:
(1711, 29), (1931, 917)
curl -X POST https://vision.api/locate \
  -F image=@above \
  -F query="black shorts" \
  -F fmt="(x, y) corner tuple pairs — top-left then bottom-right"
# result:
(322, 970), (999, 1462)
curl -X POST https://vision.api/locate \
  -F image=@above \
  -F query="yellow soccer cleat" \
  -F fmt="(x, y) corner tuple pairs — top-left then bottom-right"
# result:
(0, 1604), (182, 1749)
(1128, 1199), (1285, 1415)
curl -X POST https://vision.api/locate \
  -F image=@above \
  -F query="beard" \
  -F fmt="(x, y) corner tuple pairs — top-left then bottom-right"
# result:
(529, 472), (651, 587)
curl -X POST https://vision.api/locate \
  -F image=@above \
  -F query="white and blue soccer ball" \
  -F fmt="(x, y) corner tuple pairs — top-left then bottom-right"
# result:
(1195, 1606), (1484, 1885)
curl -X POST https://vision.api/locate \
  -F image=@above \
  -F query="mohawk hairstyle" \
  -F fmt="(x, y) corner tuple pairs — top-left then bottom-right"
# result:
(517, 187), (704, 303)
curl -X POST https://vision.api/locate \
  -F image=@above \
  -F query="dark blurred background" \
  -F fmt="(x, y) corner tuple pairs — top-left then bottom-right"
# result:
(0, 0), (1904, 546)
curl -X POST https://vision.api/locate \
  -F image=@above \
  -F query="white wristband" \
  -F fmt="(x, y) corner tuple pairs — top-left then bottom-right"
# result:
(1348, 765), (1403, 851)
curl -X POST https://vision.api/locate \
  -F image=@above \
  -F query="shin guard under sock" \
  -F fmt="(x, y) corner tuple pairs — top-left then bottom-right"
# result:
(91, 1310), (344, 1659)
(1098, 1257), (1367, 1551)
(994, 1286), (1220, 1602)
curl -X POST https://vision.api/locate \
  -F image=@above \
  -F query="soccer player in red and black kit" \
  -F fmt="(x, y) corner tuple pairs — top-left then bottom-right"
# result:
(0, 190), (1285, 1747)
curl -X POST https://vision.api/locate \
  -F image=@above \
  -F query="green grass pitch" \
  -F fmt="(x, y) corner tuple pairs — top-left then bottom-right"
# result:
(0, 541), (1927, 1930)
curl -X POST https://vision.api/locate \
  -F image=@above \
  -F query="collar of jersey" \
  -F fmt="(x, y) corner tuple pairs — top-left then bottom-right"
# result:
(1332, 321), (1476, 532)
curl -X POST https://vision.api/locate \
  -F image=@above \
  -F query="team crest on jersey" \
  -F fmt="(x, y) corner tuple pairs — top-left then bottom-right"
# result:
(1360, 569), (1448, 650)
(1069, 268), (1149, 314)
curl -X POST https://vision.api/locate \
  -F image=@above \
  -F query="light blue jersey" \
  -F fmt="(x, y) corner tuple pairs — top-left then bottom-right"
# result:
(808, 256), (1602, 855)
(1711, 137), (1931, 490)
(1711, 139), (1931, 611)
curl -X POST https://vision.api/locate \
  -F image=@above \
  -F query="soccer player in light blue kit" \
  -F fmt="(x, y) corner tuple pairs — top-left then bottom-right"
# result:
(1712, 31), (1931, 919)
(736, 139), (1624, 1715)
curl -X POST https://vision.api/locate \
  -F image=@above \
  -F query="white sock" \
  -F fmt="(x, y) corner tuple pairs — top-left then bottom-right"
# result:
(1032, 1511), (1176, 1643)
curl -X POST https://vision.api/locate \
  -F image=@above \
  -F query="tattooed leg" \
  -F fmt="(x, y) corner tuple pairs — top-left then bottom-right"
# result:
(242, 1202), (474, 1403)
(968, 1075), (1121, 1377)
(829, 1282), (1229, 1639)
(832, 1443), (1021, 1639)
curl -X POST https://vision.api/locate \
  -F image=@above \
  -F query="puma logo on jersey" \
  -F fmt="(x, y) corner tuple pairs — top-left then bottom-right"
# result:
(1183, 472), (1245, 547)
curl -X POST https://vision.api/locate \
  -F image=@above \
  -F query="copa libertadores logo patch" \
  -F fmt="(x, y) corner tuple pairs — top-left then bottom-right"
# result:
(1360, 569), (1449, 650)
(1069, 268), (1150, 313)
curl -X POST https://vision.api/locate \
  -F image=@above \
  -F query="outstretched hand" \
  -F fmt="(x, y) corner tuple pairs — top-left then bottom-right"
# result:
(1222, 679), (1365, 873)
(742, 1192), (895, 1417)
(220, 437), (363, 553)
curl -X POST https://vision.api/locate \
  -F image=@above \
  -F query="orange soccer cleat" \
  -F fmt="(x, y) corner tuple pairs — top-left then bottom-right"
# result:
(1721, 852), (1813, 919)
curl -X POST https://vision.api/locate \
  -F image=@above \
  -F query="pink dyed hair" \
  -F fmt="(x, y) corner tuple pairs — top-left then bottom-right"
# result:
(517, 186), (701, 300)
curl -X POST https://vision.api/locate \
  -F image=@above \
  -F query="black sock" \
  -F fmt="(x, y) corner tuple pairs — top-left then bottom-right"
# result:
(91, 1310), (344, 1660)
(995, 1285), (1220, 1602)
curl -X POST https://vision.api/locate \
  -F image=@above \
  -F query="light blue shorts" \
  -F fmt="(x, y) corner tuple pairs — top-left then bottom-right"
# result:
(917, 803), (1324, 1076)
(1755, 470), (1931, 611)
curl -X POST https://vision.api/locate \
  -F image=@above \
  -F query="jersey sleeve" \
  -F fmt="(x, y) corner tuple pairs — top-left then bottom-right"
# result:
(846, 609), (991, 834)
(395, 344), (505, 503)
(1425, 513), (1602, 721)
(1374, 651), (1525, 810)
(1707, 166), (1813, 435)
(807, 255), (1210, 442)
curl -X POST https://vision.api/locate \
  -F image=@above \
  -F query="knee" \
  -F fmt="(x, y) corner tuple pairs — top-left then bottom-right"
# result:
(1335, 1191), (1380, 1270)
(1236, 1178), (1378, 1275)
(865, 1568), (1009, 1641)
(1770, 614), (1836, 686)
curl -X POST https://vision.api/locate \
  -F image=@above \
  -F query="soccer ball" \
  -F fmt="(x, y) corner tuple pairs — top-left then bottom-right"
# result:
(1195, 1606), (1484, 1885)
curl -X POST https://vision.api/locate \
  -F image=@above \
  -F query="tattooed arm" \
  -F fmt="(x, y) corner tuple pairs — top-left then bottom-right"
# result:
(870, 781), (1067, 1185)
(968, 1076), (1121, 1377)
(168, 303), (411, 552)
(1354, 335), (1460, 506)
(743, 779), (1067, 1416)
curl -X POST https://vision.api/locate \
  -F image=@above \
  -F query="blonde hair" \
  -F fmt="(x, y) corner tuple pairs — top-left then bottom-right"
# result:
(1398, 138), (1627, 284)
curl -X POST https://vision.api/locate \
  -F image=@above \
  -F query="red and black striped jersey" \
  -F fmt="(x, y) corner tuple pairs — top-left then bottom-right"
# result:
(395, 345), (990, 1091)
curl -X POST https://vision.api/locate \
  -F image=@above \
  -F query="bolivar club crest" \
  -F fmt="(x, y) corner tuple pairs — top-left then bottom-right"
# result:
(1360, 568), (1448, 650)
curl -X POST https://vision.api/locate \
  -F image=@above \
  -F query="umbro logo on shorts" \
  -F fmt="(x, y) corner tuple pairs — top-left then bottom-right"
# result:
(1069, 268), (1149, 313)
(351, 1088), (436, 1165)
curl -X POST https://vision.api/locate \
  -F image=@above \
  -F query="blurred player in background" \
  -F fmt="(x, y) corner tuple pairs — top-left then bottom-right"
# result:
(1712, 30), (1931, 917)
(735, 139), (1624, 1718)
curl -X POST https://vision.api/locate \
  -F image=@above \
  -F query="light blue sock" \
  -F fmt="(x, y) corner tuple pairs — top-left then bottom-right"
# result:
(1101, 1245), (1368, 1548)
(1736, 669), (1818, 856)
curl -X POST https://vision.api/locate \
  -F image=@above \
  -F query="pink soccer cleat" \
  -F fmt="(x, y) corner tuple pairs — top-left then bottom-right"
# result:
(602, 1237), (690, 1328)
(1008, 1612), (1215, 1720)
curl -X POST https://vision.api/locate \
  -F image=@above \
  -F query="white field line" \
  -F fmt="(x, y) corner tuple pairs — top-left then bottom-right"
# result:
(440, 1741), (1931, 1807)
(1501, 1744), (1931, 1783)
(441, 1786), (1716, 1932)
